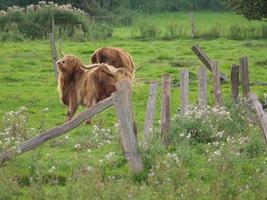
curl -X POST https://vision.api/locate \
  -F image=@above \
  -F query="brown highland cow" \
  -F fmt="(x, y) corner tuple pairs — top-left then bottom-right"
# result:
(56, 55), (132, 121)
(90, 47), (134, 74)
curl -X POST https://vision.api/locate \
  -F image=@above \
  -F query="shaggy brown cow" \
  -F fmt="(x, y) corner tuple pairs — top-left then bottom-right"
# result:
(90, 47), (134, 74)
(56, 55), (132, 121)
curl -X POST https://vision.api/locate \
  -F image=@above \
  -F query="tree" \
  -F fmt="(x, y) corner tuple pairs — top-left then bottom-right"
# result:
(222, 0), (267, 20)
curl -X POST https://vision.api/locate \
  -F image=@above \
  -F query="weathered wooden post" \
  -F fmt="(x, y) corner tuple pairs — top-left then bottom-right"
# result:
(190, 12), (196, 39)
(144, 81), (158, 142)
(197, 65), (207, 107)
(191, 44), (228, 82)
(240, 57), (250, 98)
(112, 84), (143, 174)
(231, 64), (239, 100)
(49, 33), (58, 80)
(248, 93), (267, 143)
(160, 74), (171, 146)
(180, 70), (189, 114)
(211, 61), (222, 106)
(116, 81), (137, 136)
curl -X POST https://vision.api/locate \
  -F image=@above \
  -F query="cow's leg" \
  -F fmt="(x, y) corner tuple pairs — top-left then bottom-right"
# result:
(85, 99), (97, 124)
(66, 102), (78, 121)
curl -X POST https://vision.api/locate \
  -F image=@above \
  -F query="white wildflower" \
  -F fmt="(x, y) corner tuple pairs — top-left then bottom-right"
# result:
(74, 144), (81, 150)
(49, 166), (56, 173)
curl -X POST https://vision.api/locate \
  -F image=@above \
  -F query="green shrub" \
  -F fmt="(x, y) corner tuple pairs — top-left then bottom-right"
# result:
(72, 26), (86, 42)
(133, 21), (160, 39)
(244, 136), (265, 158)
(0, 23), (24, 42)
(171, 102), (249, 144)
(199, 24), (221, 40)
(163, 22), (187, 40)
(261, 24), (267, 38)
(244, 26), (261, 40)
(86, 22), (113, 40)
(228, 24), (243, 40)
(113, 8), (135, 26)
(0, 107), (29, 150)
(227, 24), (267, 40)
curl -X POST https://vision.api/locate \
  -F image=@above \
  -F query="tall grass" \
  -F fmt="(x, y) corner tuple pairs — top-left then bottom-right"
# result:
(132, 21), (267, 41)
(128, 12), (267, 40)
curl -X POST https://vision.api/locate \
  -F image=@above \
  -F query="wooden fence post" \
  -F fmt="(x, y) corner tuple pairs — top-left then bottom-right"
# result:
(144, 81), (158, 142)
(191, 44), (228, 82)
(190, 12), (196, 39)
(116, 81), (137, 136)
(0, 98), (113, 166)
(248, 93), (267, 143)
(160, 74), (171, 146)
(211, 61), (222, 106)
(180, 70), (189, 114)
(112, 89), (143, 174)
(240, 57), (250, 98)
(49, 33), (59, 80)
(197, 65), (207, 107)
(231, 64), (239, 100)
(51, 13), (56, 35)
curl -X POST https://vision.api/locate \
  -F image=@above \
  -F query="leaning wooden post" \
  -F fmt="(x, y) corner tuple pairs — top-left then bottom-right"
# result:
(49, 33), (59, 80)
(0, 98), (113, 166)
(160, 74), (171, 146)
(144, 81), (158, 142)
(231, 64), (239, 100)
(240, 57), (250, 98)
(248, 93), (267, 143)
(191, 44), (228, 82)
(211, 61), (222, 106)
(180, 70), (189, 114)
(197, 65), (207, 107)
(112, 89), (143, 174)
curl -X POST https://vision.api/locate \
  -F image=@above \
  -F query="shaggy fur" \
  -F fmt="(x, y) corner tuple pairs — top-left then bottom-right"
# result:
(90, 47), (134, 74)
(57, 55), (132, 121)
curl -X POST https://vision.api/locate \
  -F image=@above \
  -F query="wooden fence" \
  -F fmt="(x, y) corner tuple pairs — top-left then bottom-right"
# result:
(1, 42), (266, 173)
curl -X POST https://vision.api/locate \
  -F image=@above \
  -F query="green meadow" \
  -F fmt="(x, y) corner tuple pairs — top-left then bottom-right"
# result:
(0, 12), (267, 199)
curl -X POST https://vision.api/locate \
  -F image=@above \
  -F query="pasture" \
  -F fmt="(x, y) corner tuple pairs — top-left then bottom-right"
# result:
(0, 11), (267, 199)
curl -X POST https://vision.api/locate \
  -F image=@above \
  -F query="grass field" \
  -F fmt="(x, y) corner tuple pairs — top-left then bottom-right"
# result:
(0, 11), (267, 199)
